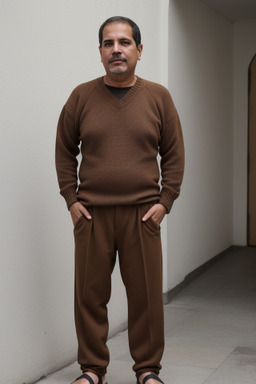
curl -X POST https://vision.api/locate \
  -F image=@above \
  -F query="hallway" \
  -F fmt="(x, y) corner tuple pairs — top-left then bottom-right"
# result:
(36, 246), (256, 384)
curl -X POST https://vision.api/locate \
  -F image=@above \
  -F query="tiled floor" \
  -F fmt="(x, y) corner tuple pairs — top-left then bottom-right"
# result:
(36, 246), (256, 384)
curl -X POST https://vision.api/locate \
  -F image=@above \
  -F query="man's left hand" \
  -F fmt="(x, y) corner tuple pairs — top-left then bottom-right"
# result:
(142, 203), (166, 226)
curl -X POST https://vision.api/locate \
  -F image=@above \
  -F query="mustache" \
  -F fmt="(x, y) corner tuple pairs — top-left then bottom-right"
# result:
(108, 55), (127, 64)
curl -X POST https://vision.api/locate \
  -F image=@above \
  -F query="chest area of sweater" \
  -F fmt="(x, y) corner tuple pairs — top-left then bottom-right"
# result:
(78, 98), (162, 148)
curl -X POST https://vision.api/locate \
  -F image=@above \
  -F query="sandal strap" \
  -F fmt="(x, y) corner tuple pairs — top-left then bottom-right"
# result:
(74, 373), (97, 384)
(142, 374), (164, 384)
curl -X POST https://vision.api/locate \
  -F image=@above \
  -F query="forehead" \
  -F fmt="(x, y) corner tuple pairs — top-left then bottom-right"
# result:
(102, 21), (133, 40)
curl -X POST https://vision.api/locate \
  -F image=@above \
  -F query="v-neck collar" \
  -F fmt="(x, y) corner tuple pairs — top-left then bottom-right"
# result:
(97, 76), (143, 108)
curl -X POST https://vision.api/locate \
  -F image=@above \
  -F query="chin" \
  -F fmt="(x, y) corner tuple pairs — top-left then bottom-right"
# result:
(109, 66), (128, 75)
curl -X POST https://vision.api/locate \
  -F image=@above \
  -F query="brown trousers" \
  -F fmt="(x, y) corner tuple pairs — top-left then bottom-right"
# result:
(73, 203), (164, 378)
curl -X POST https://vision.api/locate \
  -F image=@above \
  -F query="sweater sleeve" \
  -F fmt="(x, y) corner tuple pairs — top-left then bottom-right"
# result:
(158, 110), (185, 213)
(55, 105), (80, 209)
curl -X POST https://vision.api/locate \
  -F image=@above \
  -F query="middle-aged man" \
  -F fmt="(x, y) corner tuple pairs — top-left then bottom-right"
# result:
(55, 16), (184, 384)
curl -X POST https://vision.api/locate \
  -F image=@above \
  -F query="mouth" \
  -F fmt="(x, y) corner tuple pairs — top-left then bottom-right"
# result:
(109, 57), (126, 64)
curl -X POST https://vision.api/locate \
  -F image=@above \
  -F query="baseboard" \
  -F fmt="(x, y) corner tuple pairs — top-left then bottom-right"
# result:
(163, 245), (237, 305)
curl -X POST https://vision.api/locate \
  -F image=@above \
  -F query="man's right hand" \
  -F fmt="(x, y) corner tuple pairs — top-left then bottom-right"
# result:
(70, 202), (92, 226)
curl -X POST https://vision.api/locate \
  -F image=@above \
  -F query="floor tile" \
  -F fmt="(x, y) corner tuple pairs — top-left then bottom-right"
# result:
(203, 347), (256, 384)
(34, 247), (256, 384)
(161, 364), (214, 384)
(163, 339), (233, 369)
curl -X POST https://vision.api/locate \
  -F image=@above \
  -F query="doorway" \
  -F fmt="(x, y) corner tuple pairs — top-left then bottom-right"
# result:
(248, 54), (256, 246)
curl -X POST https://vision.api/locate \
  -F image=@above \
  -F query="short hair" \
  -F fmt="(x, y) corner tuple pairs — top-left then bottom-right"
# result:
(99, 16), (141, 48)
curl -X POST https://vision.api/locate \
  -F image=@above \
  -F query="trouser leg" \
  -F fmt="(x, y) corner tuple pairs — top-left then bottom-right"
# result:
(116, 204), (165, 378)
(73, 207), (116, 376)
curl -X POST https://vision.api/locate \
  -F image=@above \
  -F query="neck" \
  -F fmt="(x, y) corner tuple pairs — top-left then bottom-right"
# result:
(103, 74), (137, 87)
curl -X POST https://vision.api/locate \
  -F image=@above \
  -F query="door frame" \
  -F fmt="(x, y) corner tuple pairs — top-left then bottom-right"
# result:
(247, 53), (256, 246)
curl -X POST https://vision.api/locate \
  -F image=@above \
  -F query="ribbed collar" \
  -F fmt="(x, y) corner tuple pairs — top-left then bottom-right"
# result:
(96, 76), (143, 108)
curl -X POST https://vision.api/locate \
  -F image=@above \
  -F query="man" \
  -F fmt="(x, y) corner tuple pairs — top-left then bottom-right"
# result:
(56, 16), (184, 384)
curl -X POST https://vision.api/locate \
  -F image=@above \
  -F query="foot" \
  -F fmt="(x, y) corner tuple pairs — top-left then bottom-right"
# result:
(138, 372), (163, 384)
(72, 372), (106, 384)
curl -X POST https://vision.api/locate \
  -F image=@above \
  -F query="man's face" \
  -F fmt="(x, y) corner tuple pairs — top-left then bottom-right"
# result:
(99, 21), (142, 77)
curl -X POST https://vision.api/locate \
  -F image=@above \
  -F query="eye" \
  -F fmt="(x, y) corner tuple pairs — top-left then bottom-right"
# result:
(103, 42), (112, 47)
(121, 41), (130, 46)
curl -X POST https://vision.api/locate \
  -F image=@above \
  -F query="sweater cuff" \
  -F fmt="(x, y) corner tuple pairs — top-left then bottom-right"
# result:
(159, 187), (178, 213)
(60, 186), (78, 210)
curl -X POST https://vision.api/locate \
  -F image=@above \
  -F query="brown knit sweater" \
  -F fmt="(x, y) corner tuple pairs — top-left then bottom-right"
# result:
(55, 76), (184, 213)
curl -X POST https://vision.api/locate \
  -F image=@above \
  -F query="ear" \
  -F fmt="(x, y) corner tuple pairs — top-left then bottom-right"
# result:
(137, 44), (143, 60)
(99, 46), (103, 60)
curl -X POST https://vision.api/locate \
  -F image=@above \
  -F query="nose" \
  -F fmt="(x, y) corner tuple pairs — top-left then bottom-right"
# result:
(112, 41), (121, 54)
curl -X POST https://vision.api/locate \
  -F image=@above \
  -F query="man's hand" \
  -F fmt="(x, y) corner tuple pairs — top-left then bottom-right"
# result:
(70, 202), (92, 226)
(142, 203), (166, 226)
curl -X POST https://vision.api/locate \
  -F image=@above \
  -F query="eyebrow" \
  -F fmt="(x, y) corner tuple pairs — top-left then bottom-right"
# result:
(103, 37), (132, 44)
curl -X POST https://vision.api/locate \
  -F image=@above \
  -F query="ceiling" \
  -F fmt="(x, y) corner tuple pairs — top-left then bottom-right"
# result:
(201, 0), (256, 21)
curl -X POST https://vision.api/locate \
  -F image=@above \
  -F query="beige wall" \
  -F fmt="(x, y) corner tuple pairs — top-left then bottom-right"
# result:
(0, 1), (168, 383)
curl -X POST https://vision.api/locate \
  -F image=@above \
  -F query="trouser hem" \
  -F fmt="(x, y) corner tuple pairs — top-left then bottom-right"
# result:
(81, 367), (107, 377)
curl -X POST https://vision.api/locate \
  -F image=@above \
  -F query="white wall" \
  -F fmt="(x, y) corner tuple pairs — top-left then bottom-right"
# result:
(233, 20), (256, 245)
(0, 1), (168, 383)
(166, 0), (234, 289)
